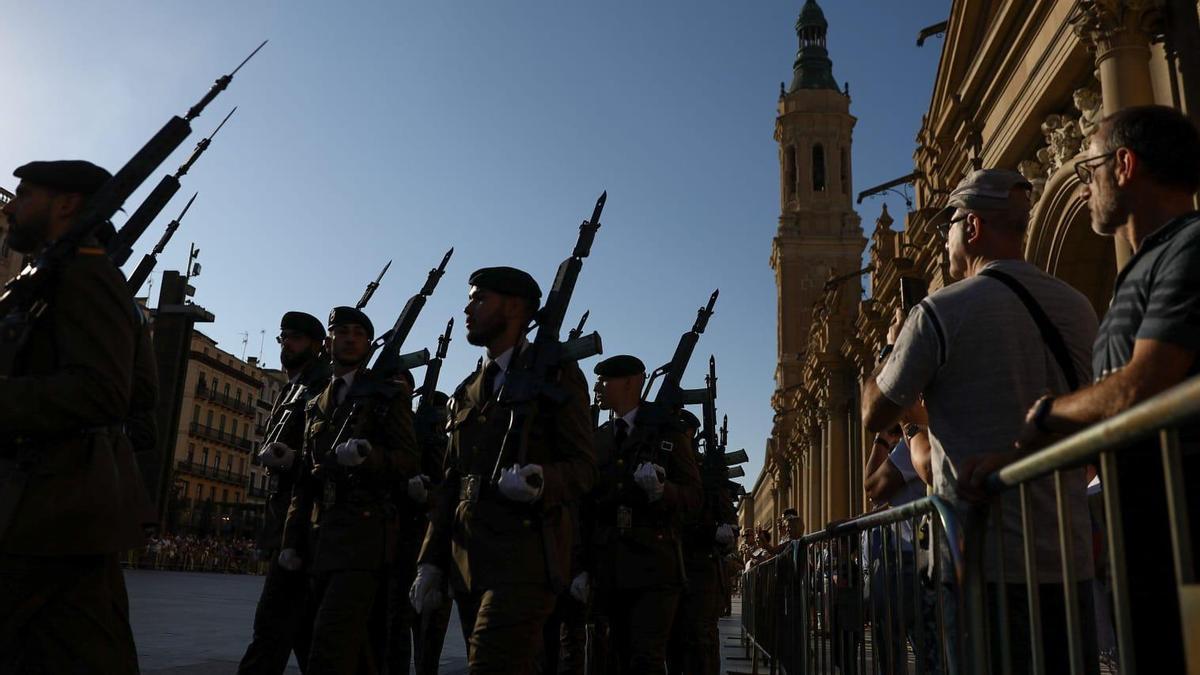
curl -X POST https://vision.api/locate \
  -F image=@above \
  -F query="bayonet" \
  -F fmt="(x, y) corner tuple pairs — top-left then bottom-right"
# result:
(126, 193), (197, 293)
(568, 310), (589, 341)
(186, 40), (267, 121)
(356, 260), (391, 310)
(176, 107), (235, 179)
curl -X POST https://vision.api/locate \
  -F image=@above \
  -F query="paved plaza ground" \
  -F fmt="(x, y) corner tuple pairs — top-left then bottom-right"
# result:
(127, 569), (747, 674)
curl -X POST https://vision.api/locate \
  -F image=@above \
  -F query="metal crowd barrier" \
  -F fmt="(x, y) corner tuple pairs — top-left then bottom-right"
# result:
(741, 374), (1200, 674)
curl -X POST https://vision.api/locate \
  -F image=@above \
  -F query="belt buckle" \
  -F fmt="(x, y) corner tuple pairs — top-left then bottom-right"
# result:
(616, 505), (632, 532)
(461, 474), (481, 504)
(322, 481), (337, 509)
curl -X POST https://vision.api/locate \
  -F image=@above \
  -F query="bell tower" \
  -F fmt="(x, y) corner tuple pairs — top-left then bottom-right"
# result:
(770, 0), (865, 494)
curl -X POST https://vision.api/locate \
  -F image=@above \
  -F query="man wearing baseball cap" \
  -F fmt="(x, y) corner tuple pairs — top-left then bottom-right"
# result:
(861, 169), (1100, 673)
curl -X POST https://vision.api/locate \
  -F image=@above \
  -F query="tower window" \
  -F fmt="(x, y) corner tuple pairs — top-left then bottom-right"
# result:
(784, 146), (798, 200)
(812, 144), (827, 192)
(840, 147), (849, 195)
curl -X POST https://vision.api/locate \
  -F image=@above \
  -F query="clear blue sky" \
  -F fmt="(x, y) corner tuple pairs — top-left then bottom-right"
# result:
(1, 1), (946, 491)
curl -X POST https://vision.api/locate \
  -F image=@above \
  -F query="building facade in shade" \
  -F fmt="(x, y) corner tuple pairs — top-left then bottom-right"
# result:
(248, 366), (289, 507)
(744, 0), (1200, 541)
(167, 330), (265, 537)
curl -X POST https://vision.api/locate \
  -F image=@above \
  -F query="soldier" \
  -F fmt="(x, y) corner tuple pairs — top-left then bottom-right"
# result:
(581, 354), (702, 674)
(410, 266), (595, 674)
(666, 410), (734, 675)
(388, 388), (454, 675)
(0, 160), (145, 673)
(239, 311), (331, 674)
(280, 306), (419, 674)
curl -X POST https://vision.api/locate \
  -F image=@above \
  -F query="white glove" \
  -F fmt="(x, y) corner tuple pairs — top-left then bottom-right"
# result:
(634, 462), (665, 502)
(278, 548), (303, 571)
(498, 464), (544, 503)
(409, 563), (444, 614)
(569, 571), (590, 603)
(335, 438), (372, 467)
(715, 523), (736, 546)
(258, 442), (295, 469)
(408, 475), (430, 503)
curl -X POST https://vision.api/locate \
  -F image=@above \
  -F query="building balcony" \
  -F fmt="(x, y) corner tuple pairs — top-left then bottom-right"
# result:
(195, 382), (257, 416)
(175, 459), (248, 487)
(188, 422), (253, 451)
(247, 485), (269, 499)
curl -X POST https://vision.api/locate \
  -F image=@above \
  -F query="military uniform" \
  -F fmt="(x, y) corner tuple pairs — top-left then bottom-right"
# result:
(240, 311), (330, 675)
(0, 160), (145, 674)
(585, 400), (701, 675)
(386, 390), (453, 675)
(284, 308), (419, 674)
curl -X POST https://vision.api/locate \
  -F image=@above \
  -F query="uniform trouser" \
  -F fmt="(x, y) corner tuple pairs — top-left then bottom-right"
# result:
(666, 558), (720, 675)
(386, 535), (453, 675)
(606, 586), (681, 675)
(541, 590), (587, 675)
(305, 569), (382, 675)
(238, 553), (311, 674)
(456, 583), (558, 674)
(0, 552), (138, 675)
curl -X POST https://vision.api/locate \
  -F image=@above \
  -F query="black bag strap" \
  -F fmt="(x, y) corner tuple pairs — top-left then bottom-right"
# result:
(978, 268), (1080, 391)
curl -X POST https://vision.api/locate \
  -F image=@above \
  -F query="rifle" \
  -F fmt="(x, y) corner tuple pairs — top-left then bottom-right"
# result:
(489, 192), (606, 484)
(107, 106), (237, 268)
(642, 290), (718, 411)
(329, 249), (453, 450)
(356, 260), (391, 310)
(0, 41), (265, 374)
(126, 192), (196, 293)
(568, 310), (589, 341)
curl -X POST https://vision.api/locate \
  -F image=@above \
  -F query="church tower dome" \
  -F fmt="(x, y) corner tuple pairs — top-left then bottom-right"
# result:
(791, 0), (840, 92)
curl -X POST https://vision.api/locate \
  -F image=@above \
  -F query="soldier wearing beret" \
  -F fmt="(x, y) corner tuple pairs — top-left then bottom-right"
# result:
(667, 410), (736, 675)
(281, 306), (419, 673)
(411, 266), (595, 674)
(0, 160), (143, 673)
(579, 354), (702, 674)
(239, 311), (331, 674)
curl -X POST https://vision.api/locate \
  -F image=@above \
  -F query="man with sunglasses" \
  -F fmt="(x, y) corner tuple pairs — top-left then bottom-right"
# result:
(239, 311), (329, 674)
(1016, 104), (1200, 671)
(281, 306), (419, 673)
(863, 168), (1099, 674)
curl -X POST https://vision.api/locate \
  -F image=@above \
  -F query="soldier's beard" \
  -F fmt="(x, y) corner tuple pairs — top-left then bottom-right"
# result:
(466, 319), (504, 347)
(6, 215), (46, 254)
(280, 347), (313, 371)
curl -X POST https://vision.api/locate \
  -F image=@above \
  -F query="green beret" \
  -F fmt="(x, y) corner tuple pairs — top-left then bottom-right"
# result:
(469, 266), (542, 300)
(594, 354), (646, 378)
(281, 311), (325, 341)
(14, 160), (111, 195)
(327, 306), (374, 339)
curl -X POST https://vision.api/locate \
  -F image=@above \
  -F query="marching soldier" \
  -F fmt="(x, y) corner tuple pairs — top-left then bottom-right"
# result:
(239, 311), (331, 674)
(388, 388), (454, 675)
(667, 410), (735, 675)
(0, 160), (145, 673)
(581, 354), (702, 674)
(280, 306), (419, 674)
(411, 266), (595, 674)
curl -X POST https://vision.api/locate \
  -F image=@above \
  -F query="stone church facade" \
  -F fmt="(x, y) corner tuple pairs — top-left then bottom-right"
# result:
(743, 0), (1200, 539)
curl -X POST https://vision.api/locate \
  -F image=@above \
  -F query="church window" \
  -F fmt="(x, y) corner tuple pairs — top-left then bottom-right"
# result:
(840, 147), (849, 195)
(812, 144), (827, 192)
(784, 146), (798, 200)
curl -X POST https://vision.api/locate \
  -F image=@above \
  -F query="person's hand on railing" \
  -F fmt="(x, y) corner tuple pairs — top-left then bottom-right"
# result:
(956, 449), (1023, 504)
(1015, 393), (1066, 453)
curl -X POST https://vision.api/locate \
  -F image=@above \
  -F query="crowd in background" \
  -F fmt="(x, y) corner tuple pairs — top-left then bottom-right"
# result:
(123, 535), (266, 574)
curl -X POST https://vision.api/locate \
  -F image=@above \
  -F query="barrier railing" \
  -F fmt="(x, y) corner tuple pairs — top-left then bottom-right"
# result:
(741, 374), (1200, 674)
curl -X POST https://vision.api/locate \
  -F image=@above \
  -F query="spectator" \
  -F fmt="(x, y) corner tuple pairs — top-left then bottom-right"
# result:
(1013, 104), (1200, 672)
(862, 168), (1098, 674)
(778, 508), (805, 548)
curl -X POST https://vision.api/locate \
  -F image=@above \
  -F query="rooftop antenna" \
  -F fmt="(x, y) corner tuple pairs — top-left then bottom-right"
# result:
(257, 329), (265, 362)
(239, 331), (249, 359)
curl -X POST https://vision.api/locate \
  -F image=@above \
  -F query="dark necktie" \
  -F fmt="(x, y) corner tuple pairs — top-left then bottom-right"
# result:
(481, 361), (501, 401)
(614, 418), (629, 447)
(331, 378), (346, 406)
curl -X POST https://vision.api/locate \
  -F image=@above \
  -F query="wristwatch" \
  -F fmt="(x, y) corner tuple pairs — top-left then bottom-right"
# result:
(877, 344), (894, 364)
(1031, 395), (1056, 434)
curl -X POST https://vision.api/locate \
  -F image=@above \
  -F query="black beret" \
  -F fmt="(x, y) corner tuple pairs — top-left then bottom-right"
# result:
(281, 311), (325, 341)
(469, 266), (542, 300)
(593, 354), (646, 378)
(14, 160), (111, 195)
(327, 306), (374, 339)
(678, 409), (701, 430)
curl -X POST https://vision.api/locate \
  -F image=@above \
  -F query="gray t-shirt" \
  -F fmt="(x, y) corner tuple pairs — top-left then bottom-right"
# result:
(877, 259), (1096, 582)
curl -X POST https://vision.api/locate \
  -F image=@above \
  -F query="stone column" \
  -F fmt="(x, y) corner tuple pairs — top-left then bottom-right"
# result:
(826, 405), (849, 521)
(1074, 0), (1166, 266)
